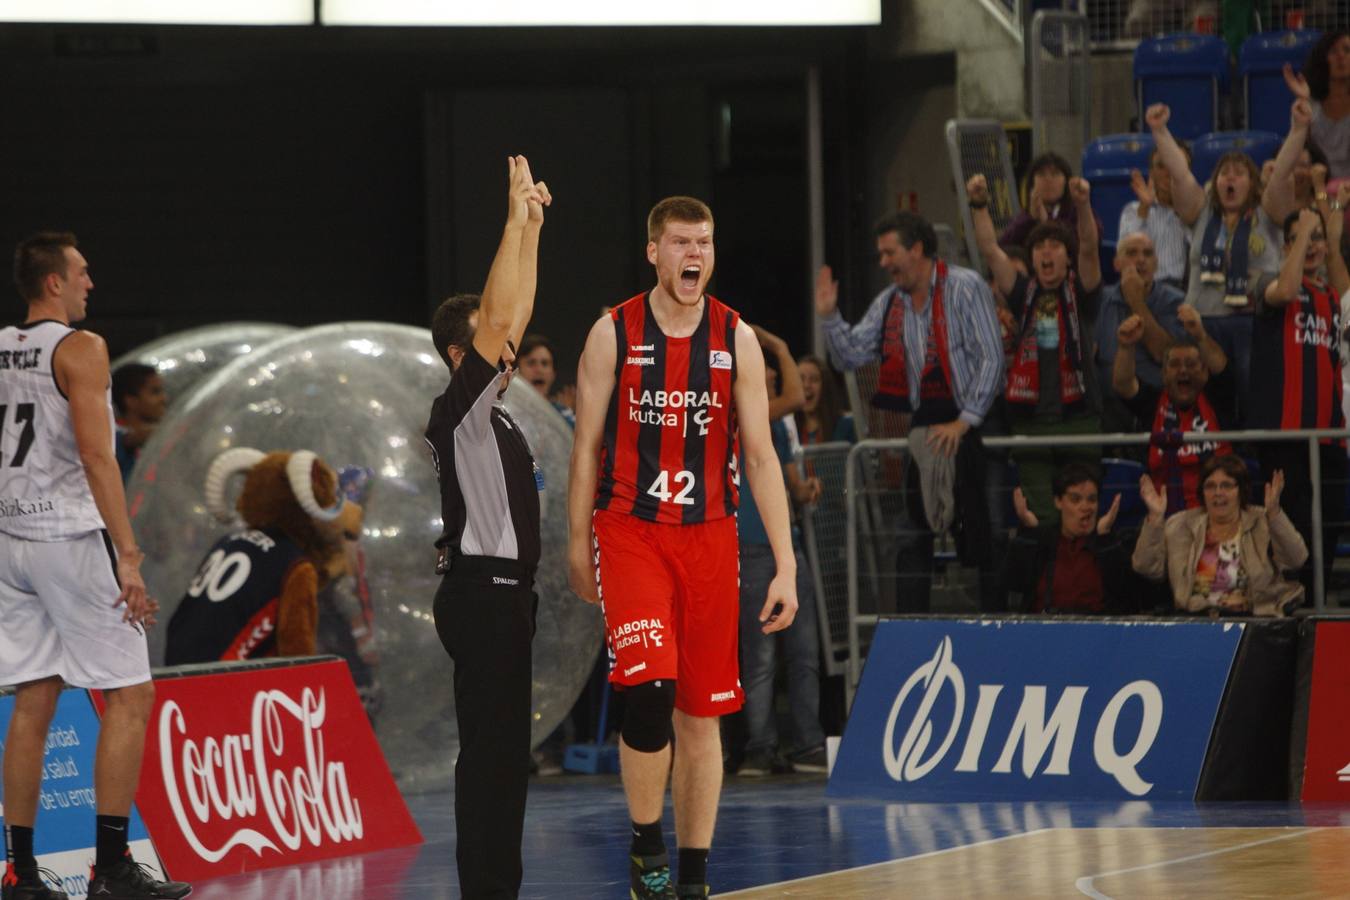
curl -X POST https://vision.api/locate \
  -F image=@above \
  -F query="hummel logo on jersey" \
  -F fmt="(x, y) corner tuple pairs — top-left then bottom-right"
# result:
(630, 344), (655, 351)
(709, 350), (731, 370)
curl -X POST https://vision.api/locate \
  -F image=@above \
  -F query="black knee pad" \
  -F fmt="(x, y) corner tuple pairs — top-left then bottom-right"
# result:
(621, 679), (676, 753)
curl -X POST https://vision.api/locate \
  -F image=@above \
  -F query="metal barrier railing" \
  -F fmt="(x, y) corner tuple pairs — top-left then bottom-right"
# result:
(840, 427), (1350, 702)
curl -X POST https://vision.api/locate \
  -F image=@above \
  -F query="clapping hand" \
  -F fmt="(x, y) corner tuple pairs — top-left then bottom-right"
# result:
(1139, 473), (1167, 522)
(1130, 168), (1155, 207)
(1265, 469), (1285, 520)
(1097, 494), (1122, 535)
(814, 265), (840, 317)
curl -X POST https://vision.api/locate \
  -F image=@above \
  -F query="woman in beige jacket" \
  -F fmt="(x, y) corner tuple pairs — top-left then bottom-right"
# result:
(1132, 455), (1307, 616)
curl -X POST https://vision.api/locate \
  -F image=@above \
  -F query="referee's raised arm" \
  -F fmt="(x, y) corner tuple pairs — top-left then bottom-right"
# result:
(471, 155), (552, 368)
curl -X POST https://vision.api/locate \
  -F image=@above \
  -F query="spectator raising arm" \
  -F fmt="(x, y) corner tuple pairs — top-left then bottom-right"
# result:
(1119, 263), (1171, 362)
(967, 174), (1018, 297)
(1112, 314), (1144, 399)
(1262, 100), (1313, 227)
(1070, 177), (1101, 291)
(1266, 207), (1321, 307)
(814, 263), (889, 371)
(1176, 304), (1228, 374)
(754, 323), (806, 420)
(1147, 104), (1206, 226)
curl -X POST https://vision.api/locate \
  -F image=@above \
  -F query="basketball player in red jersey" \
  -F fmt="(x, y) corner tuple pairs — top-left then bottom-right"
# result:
(568, 197), (798, 900)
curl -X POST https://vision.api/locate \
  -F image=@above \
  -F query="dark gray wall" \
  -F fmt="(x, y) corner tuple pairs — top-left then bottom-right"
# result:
(0, 24), (872, 368)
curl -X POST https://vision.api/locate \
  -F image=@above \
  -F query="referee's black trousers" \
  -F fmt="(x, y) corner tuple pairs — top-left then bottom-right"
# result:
(433, 555), (537, 900)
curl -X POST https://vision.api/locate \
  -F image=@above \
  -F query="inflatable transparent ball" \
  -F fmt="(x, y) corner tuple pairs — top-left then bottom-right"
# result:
(126, 321), (601, 793)
(111, 322), (297, 404)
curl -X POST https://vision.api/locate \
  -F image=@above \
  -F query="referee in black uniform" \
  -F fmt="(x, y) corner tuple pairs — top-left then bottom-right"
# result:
(424, 155), (551, 900)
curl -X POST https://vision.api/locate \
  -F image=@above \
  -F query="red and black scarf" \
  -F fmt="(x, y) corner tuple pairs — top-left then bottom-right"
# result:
(1006, 277), (1087, 409)
(1148, 390), (1229, 515)
(873, 259), (956, 414)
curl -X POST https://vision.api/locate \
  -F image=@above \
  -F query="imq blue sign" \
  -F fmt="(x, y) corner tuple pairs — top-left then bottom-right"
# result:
(829, 619), (1243, 801)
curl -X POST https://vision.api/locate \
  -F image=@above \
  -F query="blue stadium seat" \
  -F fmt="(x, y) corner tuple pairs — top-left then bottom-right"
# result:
(1240, 30), (1320, 135)
(1135, 34), (1229, 141)
(1082, 133), (1155, 245)
(1100, 458), (1147, 531)
(1189, 131), (1281, 183)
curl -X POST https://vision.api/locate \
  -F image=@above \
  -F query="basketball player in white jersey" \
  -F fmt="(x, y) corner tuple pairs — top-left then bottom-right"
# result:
(0, 233), (190, 900)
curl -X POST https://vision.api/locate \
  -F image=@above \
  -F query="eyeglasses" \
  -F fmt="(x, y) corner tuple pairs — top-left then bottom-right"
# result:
(1203, 481), (1239, 492)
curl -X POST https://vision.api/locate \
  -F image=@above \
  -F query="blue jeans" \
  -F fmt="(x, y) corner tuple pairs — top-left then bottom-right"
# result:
(737, 543), (824, 754)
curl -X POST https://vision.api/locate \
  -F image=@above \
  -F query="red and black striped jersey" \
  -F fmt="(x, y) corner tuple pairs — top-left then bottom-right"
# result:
(595, 291), (740, 524)
(1250, 275), (1344, 442)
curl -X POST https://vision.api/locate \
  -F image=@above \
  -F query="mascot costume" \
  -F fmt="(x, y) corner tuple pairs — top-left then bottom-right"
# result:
(164, 447), (363, 664)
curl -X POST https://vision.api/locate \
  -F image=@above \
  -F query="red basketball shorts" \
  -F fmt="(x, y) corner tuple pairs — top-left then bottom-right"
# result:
(592, 509), (742, 717)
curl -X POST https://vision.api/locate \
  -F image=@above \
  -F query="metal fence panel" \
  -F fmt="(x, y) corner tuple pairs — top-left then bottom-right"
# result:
(946, 119), (1022, 273)
(1031, 11), (1091, 162)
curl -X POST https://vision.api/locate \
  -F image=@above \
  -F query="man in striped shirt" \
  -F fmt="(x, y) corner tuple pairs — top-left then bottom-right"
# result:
(1118, 144), (1192, 288)
(815, 212), (1007, 612)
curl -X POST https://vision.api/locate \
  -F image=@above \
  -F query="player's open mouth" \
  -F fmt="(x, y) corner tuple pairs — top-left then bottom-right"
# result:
(680, 266), (701, 290)
(530, 377), (547, 387)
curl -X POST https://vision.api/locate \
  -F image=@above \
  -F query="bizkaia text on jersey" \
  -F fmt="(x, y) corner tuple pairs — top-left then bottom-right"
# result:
(1, 497), (56, 518)
(626, 387), (724, 436)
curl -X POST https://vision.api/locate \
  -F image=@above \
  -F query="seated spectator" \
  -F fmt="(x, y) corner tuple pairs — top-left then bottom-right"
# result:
(111, 362), (167, 482)
(795, 354), (855, 445)
(1133, 458), (1306, 617)
(1116, 313), (1233, 515)
(969, 172), (1102, 524)
(1147, 101), (1306, 419)
(516, 332), (575, 427)
(1284, 33), (1350, 180)
(998, 152), (1105, 252)
(735, 348), (824, 776)
(1094, 234), (1186, 432)
(1248, 207), (1349, 594)
(1118, 145), (1192, 287)
(1005, 462), (1142, 615)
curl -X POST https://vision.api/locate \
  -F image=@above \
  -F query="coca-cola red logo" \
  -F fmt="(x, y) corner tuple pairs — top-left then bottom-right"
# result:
(158, 687), (364, 862)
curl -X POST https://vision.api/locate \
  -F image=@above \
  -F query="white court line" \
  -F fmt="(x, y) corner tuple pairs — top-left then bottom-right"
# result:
(714, 828), (1050, 897)
(1074, 828), (1317, 899)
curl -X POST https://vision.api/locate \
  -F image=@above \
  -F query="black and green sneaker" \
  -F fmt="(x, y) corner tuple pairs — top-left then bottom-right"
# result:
(629, 851), (676, 900)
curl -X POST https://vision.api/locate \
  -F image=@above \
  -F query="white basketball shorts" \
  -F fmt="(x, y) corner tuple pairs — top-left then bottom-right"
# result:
(0, 529), (151, 690)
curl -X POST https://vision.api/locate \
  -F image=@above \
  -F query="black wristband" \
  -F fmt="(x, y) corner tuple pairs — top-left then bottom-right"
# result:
(969, 200), (989, 209)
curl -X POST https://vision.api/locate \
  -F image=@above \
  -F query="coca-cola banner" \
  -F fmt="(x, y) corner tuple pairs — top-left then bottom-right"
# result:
(92, 659), (421, 882)
(1299, 621), (1350, 802)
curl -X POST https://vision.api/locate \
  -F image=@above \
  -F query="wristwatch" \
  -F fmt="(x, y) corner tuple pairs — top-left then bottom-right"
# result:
(1316, 191), (1329, 202)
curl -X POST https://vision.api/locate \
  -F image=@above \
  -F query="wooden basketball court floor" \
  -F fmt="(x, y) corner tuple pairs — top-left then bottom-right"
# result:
(180, 774), (1350, 899)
